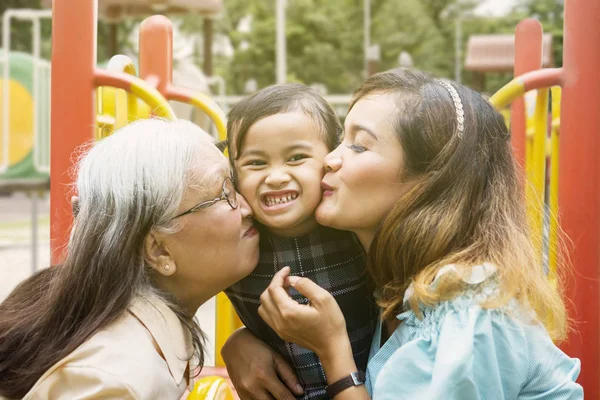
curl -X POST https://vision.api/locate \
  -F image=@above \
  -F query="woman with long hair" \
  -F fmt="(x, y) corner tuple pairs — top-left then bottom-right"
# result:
(230, 69), (582, 399)
(0, 119), (260, 399)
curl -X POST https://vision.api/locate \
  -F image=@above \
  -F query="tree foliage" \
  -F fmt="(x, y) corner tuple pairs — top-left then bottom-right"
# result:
(2, 0), (565, 95)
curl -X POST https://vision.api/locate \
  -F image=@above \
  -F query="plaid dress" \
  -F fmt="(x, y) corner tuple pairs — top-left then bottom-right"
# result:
(225, 225), (378, 399)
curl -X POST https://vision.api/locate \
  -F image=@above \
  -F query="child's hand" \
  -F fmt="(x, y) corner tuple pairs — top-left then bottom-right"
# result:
(258, 267), (349, 360)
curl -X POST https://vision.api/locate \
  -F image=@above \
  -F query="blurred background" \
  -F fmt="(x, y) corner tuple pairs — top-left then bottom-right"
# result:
(0, 0), (564, 361)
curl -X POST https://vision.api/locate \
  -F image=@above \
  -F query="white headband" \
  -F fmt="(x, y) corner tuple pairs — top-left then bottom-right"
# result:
(436, 79), (465, 138)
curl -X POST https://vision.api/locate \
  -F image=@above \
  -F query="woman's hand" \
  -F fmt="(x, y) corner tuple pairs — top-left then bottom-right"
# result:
(221, 327), (303, 400)
(259, 268), (371, 400)
(257, 267), (349, 360)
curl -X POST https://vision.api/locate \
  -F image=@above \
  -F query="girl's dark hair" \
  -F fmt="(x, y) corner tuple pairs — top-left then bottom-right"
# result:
(0, 119), (208, 398)
(226, 83), (342, 162)
(357, 68), (567, 340)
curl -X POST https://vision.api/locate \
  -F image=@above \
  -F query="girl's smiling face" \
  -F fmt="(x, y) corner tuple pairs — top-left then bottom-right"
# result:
(235, 111), (330, 237)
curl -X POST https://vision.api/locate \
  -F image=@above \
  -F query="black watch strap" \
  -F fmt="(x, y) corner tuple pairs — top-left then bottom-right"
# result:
(326, 371), (366, 398)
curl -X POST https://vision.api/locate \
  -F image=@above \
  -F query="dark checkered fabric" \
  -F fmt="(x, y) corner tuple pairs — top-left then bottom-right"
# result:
(225, 225), (378, 399)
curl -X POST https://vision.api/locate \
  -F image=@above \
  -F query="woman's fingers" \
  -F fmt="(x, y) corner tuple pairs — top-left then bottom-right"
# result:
(261, 267), (303, 314)
(259, 270), (313, 336)
(270, 266), (291, 287)
(272, 351), (304, 396)
(247, 363), (297, 400)
(259, 269), (347, 357)
(287, 276), (333, 308)
(259, 361), (301, 400)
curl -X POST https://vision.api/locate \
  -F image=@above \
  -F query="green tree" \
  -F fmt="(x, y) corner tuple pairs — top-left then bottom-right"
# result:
(204, 0), (485, 94)
(189, 0), (368, 94)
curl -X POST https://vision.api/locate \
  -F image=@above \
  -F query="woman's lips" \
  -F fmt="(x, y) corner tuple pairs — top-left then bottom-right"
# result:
(243, 225), (258, 238)
(321, 182), (334, 197)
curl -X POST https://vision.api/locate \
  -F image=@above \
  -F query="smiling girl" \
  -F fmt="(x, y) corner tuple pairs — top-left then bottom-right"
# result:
(223, 84), (378, 400)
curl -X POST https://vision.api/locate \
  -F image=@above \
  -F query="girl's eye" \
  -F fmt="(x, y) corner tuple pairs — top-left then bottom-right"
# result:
(288, 154), (309, 162)
(347, 144), (367, 153)
(244, 160), (267, 167)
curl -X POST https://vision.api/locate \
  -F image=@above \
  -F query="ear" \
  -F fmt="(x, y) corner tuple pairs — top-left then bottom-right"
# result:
(145, 231), (177, 277)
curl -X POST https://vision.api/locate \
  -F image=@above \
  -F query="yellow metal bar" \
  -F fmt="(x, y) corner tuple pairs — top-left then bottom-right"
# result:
(188, 376), (235, 400)
(489, 79), (526, 109)
(215, 293), (243, 367)
(97, 55), (152, 138)
(526, 88), (549, 255)
(129, 79), (176, 120)
(188, 92), (228, 142)
(95, 86), (115, 140)
(548, 86), (561, 281)
(106, 55), (140, 125)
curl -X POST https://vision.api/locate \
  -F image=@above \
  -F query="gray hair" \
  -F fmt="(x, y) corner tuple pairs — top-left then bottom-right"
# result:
(73, 119), (214, 241)
(0, 119), (215, 398)
(68, 118), (213, 368)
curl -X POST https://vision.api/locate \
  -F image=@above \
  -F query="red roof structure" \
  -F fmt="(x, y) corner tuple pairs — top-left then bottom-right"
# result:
(41, 0), (223, 20)
(465, 34), (554, 72)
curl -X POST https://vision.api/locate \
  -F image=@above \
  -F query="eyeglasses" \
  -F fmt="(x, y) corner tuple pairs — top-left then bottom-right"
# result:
(170, 176), (238, 220)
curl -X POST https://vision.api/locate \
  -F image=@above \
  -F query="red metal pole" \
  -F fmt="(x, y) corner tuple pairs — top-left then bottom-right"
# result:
(511, 19), (543, 168)
(559, 0), (600, 396)
(138, 15), (173, 94)
(50, 0), (97, 263)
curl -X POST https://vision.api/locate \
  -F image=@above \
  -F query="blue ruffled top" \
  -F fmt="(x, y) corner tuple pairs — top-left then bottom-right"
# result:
(365, 263), (583, 399)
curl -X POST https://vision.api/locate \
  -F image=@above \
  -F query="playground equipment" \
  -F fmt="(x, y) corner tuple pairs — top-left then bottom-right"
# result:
(489, 4), (600, 395)
(1, 9), (52, 274)
(1, 5), (222, 273)
(0, 50), (50, 183)
(465, 32), (554, 91)
(1, 9), (52, 182)
(96, 20), (225, 138)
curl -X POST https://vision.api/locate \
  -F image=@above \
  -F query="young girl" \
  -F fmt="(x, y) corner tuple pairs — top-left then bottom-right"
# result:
(224, 84), (378, 400)
(257, 70), (583, 399)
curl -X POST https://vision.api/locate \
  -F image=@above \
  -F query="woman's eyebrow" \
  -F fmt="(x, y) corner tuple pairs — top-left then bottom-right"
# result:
(350, 123), (378, 140)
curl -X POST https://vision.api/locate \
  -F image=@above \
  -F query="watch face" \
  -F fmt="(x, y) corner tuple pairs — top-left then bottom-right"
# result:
(351, 371), (365, 385)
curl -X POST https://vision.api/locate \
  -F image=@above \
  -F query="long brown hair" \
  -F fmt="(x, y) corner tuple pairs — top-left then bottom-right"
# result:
(0, 120), (208, 399)
(356, 69), (567, 340)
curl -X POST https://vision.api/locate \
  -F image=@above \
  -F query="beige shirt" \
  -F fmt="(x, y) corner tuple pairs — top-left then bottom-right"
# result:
(23, 296), (194, 400)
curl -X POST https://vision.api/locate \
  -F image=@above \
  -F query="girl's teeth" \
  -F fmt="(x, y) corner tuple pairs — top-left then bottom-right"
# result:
(265, 193), (297, 206)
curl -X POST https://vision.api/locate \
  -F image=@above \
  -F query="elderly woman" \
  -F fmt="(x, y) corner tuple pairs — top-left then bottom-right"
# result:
(0, 119), (259, 399)
(224, 69), (582, 399)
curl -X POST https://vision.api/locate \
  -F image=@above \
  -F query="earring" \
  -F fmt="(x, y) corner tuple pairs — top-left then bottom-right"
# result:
(164, 265), (171, 271)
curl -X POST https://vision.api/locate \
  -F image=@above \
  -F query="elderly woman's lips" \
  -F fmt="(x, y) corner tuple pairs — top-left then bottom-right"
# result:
(243, 226), (258, 238)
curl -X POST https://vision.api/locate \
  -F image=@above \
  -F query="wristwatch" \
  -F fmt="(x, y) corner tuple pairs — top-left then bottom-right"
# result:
(326, 371), (366, 398)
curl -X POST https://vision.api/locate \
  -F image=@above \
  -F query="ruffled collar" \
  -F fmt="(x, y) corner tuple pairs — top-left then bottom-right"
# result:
(402, 262), (498, 305)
